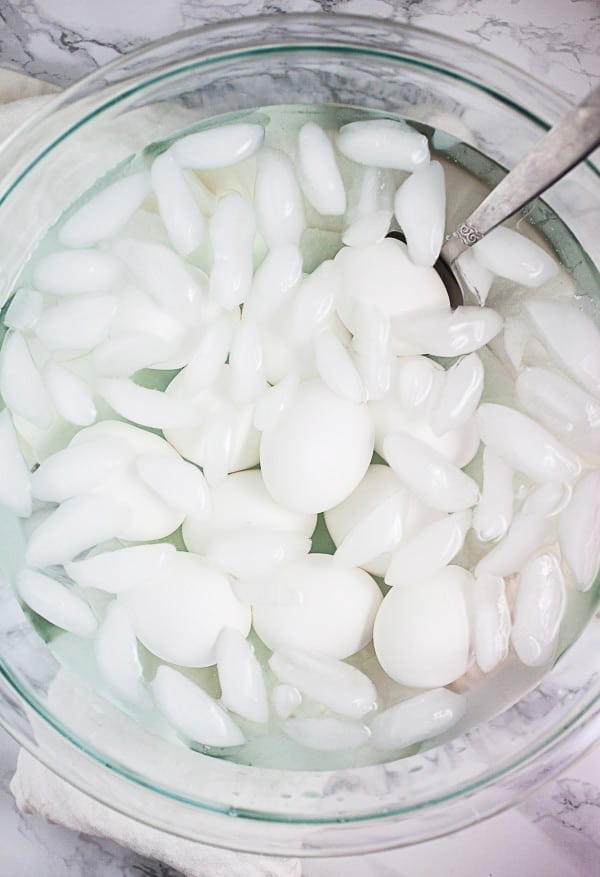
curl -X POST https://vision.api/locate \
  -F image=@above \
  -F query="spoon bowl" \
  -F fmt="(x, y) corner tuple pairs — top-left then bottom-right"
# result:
(390, 87), (600, 307)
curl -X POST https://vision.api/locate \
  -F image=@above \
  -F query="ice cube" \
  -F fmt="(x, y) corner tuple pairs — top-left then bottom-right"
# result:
(92, 332), (174, 377)
(524, 299), (600, 397)
(0, 409), (32, 516)
(96, 378), (197, 429)
(112, 239), (208, 328)
(385, 510), (471, 586)
(255, 148), (305, 248)
(297, 121), (346, 216)
(253, 375), (299, 432)
(370, 688), (466, 750)
(315, 330), (366, 404)
(180, 313), (238, 394)
(25, 494), (130, 568)
(59, 172), (151, 248)
(135, 454), (211, 520)
(245, 244), (303, 321)
(152, 665), (245, 747)
(34, 295), (119, 351)
(346, 165), (395, 224)
(476, 403), (581, 483)
(209, 193), (255, 310)
(43, 361), (97, 426)
(17, 568), (97, 637)
(269, 647), (377, 719)
(33, 249), (120, 295)
(456, 248), (494, 305)
(472, 447), (514, 542)
(271, 684), (302, 719)
(391, 306), (503, 357)
(516, 366), (600, 458)
(216, 628), (269, 723)
(394, 161), (446, 267)
(342, 210), (392, 248)
(472, 573), (511, 673)
(4, 288), (44, 332)
(473, 227), (558, 288)
(171, 123), (264, 169)
(31, 437), (129, 502)
(511, 553), (565, 666)
(430, 353), (484, 435)
(393, 355), (444, 411)
(0, 331), (54, 428)
(558, 470), (600, 591)
(290, 260), (340, 345)
(151, 150), (205, 256)
(66, 543), (176, 593)
(334, 491), (407, 568)
(229, 319), (267, 404)
(95, 601), (149, 707)
(281, 716), (369, 751)
(383, 431), (479, 512)
(475, 510), (553, 578)
(337, 119), (430, 171)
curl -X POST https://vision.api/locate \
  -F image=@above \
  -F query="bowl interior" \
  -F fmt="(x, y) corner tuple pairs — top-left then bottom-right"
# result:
(0, 15), (599, 856)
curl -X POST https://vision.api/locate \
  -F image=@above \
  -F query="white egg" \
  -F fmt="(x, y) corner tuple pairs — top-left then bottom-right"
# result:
(334, 238), (448, 334)
(122, 551), (251, 667)
(373, 565), (471, 688)
(252, 553), (382, 660)
(325, 464), (442, 576)
(260, 379), (374, 514)
(182, 468), (316, 554)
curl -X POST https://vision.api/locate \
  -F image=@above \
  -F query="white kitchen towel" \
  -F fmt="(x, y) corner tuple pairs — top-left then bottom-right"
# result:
(0, 67), (300, 877)
(11, 749), (301, 877)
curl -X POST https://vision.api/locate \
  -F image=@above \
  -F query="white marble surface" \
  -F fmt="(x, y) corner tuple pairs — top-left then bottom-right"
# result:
(0, 0), (599, 875)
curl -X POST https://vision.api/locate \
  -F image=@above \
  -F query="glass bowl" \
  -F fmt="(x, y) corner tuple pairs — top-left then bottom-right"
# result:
(0, 13), (599, 858)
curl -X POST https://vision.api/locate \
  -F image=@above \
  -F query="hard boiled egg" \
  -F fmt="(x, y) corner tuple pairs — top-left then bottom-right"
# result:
(260, 379), (374, 514)
(252, 553), (382, 659)
(122, 551), (251, 667)
(373, 565), (471, 688)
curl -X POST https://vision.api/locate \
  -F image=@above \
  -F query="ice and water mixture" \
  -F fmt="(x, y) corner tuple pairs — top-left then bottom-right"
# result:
(0, 109), (599, 770)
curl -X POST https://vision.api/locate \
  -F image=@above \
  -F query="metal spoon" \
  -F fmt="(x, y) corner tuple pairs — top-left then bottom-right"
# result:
(391, 86), (600, 308)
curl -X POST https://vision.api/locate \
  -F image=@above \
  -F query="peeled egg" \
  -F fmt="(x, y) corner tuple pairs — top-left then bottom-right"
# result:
(122, 551), (251, 667)
(334, 238), (448, 335)
(373, 565), (471, 688)
(252, 553), (382, 660)
(260, 379), (374, 514)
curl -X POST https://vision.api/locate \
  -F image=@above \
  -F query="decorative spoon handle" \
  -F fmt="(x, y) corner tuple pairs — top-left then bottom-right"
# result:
(442, 86), (600, 265)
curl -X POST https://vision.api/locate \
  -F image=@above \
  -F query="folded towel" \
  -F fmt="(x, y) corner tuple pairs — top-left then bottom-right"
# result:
(11, 748), (301, 877)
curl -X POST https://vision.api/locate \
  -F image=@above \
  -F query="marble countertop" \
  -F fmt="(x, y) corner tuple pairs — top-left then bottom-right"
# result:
(0, 0), (599, 875)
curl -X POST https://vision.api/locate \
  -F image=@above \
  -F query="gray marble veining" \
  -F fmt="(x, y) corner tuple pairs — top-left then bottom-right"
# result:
(0, 0), (598, 100)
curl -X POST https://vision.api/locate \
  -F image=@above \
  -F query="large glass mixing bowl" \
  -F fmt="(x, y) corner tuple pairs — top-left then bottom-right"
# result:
(0, 14), (599, 858)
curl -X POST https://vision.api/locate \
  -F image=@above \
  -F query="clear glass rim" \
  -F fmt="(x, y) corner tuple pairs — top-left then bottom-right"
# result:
(0, 12), (599, 850)
(0, 13), (597, 210)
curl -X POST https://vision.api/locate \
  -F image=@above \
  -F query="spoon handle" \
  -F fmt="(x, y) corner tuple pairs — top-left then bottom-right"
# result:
(442, 86), (600, 265)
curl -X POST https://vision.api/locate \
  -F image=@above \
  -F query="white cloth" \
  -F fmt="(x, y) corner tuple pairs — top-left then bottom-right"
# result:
(10, 750), (301, 877)
(1, 68), (300, 877)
